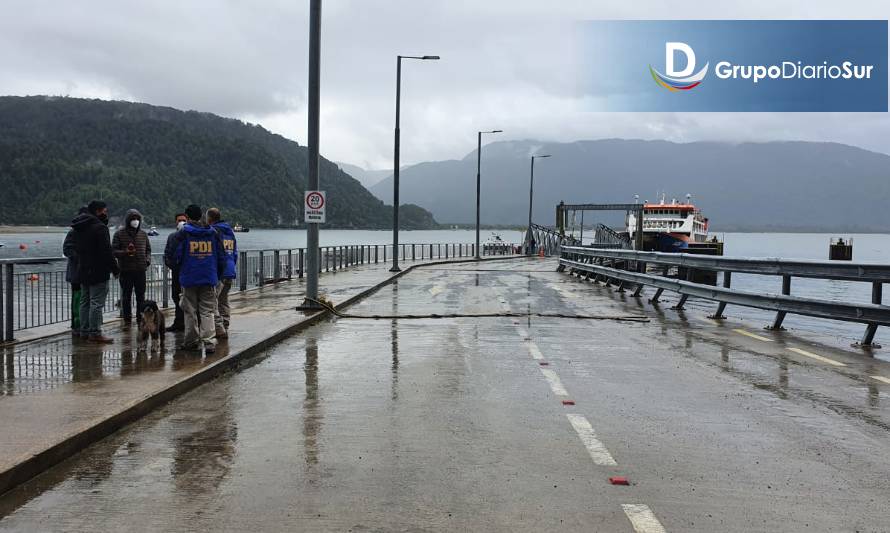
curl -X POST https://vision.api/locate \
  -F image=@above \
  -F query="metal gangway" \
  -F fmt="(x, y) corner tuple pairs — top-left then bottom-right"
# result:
(592, 223), (632, 249)
(524, 224), (578, 256)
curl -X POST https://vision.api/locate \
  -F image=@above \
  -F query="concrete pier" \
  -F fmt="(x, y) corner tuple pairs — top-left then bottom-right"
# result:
(1, 258), (890, 531)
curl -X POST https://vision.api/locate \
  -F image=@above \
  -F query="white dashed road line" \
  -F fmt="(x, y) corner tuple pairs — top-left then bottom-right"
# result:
(871, 375), (890, 385)
(526, 342), (544, 360)
(622, 504), (667, 533)
(539, 368), (569, 396)
(502, 290), (668, 531)
(732, 328), (774, 342)
(787, 347), (846, 367)
(565, 413), (617, 466)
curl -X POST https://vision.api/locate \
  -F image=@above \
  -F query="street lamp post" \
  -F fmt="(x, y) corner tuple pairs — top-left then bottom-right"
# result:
(300, 0), (323, 308)
(475, 129), (502, 259)
(390, 54), (439, 272)
(526, 154), (551, 255)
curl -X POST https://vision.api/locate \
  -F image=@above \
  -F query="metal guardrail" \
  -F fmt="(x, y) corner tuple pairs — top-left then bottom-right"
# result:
(0, 242), (517, 342)
(559, 246), (889, 347)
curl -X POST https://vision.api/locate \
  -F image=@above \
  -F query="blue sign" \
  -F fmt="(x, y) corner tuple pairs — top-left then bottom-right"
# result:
(579, 20), (888, 111)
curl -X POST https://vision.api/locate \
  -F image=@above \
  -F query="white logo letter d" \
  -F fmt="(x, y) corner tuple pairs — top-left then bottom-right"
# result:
(666, 42), (695, 77)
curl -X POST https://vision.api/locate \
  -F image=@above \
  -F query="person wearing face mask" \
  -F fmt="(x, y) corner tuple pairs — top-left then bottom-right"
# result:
(164, 212), (189, 331)
(112, 209), (151, 326)
(72, 200), (120, 344)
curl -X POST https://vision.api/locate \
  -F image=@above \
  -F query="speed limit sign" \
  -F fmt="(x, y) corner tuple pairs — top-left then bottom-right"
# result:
(304, 190), (326, 223)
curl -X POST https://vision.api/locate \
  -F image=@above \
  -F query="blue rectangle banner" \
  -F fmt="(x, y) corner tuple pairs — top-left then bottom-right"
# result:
(579, 20), (888, 112)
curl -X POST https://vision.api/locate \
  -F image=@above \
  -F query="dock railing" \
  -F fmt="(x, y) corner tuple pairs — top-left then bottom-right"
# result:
(0, 242), (517, 343)
(559, 246), (890, 348)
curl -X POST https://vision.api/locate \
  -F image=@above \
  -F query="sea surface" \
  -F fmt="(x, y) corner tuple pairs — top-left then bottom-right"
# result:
(1, 228), (888, 343)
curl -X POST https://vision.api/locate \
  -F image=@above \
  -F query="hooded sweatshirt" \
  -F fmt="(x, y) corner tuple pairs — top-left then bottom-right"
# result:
(112, 209), (151, 272)
(72, 212), (120, 285)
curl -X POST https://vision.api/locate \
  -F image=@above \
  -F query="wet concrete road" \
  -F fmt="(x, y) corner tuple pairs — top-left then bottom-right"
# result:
(0, 261), (406, 481)
(2, 259), (890, 531)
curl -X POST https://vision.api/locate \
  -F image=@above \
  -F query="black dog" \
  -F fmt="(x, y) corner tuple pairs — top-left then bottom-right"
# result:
(138, 300), (166, 352)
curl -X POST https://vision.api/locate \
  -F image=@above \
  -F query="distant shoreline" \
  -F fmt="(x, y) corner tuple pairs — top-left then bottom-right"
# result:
(0, 225), (69, 234)
(0, 224), (886, 235)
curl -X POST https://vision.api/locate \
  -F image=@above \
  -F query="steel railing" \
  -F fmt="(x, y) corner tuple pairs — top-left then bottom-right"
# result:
(0, 242), (517, 342)
(559, 245), (890, 347)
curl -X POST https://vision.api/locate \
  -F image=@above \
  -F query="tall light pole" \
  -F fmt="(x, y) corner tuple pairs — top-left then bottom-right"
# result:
(475, 129), (502, 259)
(301, 0), (322, 308)
(390, 54), (439, 272)
(526, 154), (551, 255)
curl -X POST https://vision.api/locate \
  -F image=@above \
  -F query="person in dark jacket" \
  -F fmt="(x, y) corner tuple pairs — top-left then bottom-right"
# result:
(165, 205), (226, 353)
(73, 200), (120, 344)
(164, 212), (189, 331)
(206, 207), (237, 339)
(112, 209), (151, 325)
(63, 206), (89, 336)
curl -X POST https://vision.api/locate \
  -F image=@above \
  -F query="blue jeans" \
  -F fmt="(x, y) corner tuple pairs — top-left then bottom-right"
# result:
(79, 282), (109, 337)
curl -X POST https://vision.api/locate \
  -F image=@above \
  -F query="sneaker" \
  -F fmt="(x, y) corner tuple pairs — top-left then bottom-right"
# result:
(88, 335), (114, 344)
(178, 343), (201, 352)
(215, 328), (228, 340)
(166, 323), (184, 332)
(204, 342), (216, 354)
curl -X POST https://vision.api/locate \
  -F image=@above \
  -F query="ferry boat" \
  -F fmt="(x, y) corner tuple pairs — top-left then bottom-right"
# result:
(233, 224), (250, 233)
(147, 226), (160, 237)
(626, 193), (710, 252)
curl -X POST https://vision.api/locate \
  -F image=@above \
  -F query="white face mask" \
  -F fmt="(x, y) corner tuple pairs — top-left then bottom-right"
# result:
(177, 221), (186, 231)
(129, 219), (140, 229)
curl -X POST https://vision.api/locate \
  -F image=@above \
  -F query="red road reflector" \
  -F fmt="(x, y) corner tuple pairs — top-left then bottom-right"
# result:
(609, 476), (630, 486)
(561, 400), (575, 406)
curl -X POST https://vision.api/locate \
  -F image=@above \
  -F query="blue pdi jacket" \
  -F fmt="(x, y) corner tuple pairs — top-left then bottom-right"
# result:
(171, 223), (227, 288)
(212, 222), (238, 279)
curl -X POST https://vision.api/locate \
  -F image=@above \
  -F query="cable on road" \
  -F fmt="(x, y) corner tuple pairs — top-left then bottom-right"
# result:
(304, 299), (650, 323)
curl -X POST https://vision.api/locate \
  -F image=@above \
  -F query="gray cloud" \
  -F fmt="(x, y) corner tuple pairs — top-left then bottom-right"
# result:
(2, 0), (889, 168)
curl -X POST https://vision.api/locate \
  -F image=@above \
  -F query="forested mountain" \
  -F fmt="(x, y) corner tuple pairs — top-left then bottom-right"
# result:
(0, 96), (436, 228)
(370, 139), (890, 232)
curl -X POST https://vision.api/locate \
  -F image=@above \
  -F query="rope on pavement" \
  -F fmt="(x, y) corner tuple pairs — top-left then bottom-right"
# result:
(304, 299), (650, 323)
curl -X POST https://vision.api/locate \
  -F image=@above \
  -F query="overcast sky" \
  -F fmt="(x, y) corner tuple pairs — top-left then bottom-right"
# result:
(2, 0), (889, 169)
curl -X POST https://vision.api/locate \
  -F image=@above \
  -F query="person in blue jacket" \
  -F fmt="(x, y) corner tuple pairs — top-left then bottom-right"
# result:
(206, 207), (237, 339)
(165, 204), (226, 353)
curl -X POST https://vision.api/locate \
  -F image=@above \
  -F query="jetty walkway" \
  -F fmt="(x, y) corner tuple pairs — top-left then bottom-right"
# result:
(0, 257), (888, 531)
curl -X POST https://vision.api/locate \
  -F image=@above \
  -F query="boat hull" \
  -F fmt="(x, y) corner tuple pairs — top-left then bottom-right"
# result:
(643, 233), (690, 252)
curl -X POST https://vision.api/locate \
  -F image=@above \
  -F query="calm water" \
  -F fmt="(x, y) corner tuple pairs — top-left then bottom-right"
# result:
(1, 228), (888, 342)
(0, 228), (525, 259)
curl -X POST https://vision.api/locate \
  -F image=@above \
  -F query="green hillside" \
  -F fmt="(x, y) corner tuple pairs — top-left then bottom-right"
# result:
(0, 96), (437, 229)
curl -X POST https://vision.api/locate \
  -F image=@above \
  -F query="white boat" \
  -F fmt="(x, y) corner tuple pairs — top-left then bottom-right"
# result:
(626, 193), (710, 252)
